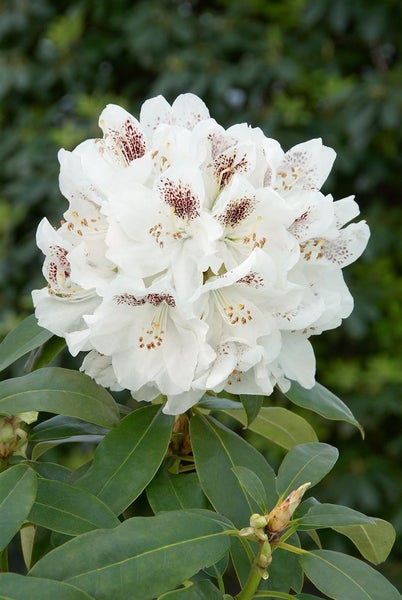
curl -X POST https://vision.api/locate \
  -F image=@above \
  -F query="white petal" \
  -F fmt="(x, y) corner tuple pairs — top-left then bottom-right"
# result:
(98, 103), (147, 164)
(274, 138), (336, 194)
(170, 93), (210, 129)
(333, 195), (360, 227)
(278, 332), (316, 389)
(81, 351), (124, 391)
(140, 95), (172, 135)
(323, 221), (370, 267)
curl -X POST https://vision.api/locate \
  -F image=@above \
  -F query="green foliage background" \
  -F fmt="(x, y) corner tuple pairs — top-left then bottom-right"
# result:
(1, 0), (401, 588)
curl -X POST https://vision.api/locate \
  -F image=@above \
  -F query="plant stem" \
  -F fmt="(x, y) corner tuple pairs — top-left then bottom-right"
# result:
(236, 557), (263, 600)
(217, 574), (225, 595)
(276, 541), (308, 555)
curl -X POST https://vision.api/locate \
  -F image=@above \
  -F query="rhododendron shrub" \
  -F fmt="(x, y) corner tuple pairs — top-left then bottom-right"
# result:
(0, 95), (397, 600)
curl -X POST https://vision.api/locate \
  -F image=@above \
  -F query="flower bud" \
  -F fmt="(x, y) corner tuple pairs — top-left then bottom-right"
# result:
(0, 412), (38, 459)
(257, 540), (272, 568)
(239, 526), (255, 538)
(267, 482), (311, 533)
(250, 513), (267, 529)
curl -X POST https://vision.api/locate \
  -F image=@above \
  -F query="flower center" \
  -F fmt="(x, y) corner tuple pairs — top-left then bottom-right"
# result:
(114, 292), (175, 350)
(214, 290), (253, 325)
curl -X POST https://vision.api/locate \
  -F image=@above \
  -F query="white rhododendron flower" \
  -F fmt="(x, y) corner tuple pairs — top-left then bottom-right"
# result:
(32, 93), (370, 414)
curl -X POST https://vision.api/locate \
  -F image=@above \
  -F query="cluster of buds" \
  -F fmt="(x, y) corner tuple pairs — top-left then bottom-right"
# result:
(0, 412), (38, 460)
(239, 482), (311, 579)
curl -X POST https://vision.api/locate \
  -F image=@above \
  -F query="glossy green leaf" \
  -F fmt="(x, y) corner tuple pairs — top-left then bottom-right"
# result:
(294, 595), (324, 600)
(0, 573), (95, 600)
(31, 435), (102, 461)
(203, 552), (229, 579)
(285, 382), (363, 437)
(300, 549), (401, 600)
(230, 535), (254, 588)
(30, 510), (231, 600)
(276, 443), (339, 499)
(226, 407), (318, 449)
(0, 314), (53, 373)
(0, 464), (37, 550)
(259, 533), (302, 594)
(231, 465), (268, 513)
(239, 394), (264, 426)
(28, 335), (66, 371)
(29, 461), (72, 482)
(20, 522), (35, 569)
(28, 478), (119, 535)
(30, 415), (109, 442)
(157, 579), (223, 599)
(75, 404), (173, 514)
(296, 503), (375, 529)
(0, 367), (119, 427)
(333, 518), (396, 564)
(198, 396), (242, 410)
(147, 463), (209, 513)
(190, 414), (277, 527)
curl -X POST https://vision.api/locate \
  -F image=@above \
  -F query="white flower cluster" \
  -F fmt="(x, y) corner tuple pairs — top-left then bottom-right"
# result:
(33, 94), (369, 414)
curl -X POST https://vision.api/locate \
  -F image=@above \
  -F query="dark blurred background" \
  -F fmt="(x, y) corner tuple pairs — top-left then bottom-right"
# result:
(0, 0), (401, 590)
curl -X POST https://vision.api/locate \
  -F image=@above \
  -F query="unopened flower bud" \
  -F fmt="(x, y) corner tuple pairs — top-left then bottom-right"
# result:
(0, 422), (15, 443)
(0, 412), (38, 459)
(250, 513), (267, 529)
(257, 540), (272, 568)
(267, 482), (311, 534)
(239, 526), (255, 538)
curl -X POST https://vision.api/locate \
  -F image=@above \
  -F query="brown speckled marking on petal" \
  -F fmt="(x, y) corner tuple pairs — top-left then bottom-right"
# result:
(158, 178), (200, 221)
(214, 149), (249, 189)
(218, 195), (256, 228)
(237, 271), (265, 288)
(106, 119), (146, 165)
(275, 151), (318, 192)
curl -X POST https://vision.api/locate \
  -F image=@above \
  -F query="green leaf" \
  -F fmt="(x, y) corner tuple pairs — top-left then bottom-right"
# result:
(147, 463), (210, 512)
(226, 407), (318, 449)
(239, 394), (264, 426)
(0, 314), (53, 373)
(28, 478), (119, 535)
(296, 503), (375, 529)
(333, 518), (396, 564)
(29, 461), (72, 482)
(0, 573), (95, 599)
(0, 367), (119, 427)
(29, 510), (231, 600)
(31, 435), (103, 461)
(198, 396), (242, 410)
(285, 382), (363, 437)
(75, 405), (173, 515)
(300, 549), (401, 600)
(230, 535), (253, 588)
(294, 595), (324, 600)
(231, 465), (268, 513)
(0, 464), (37, 550)
(276, 443), (338, 499)
(28, 335), (66, 371)
(157, 579), (223, 599)
(190, 414), (277, 527)
(203, 552), (229, 579)
(30, 415), (109, 442)
(259, 533), (302, 594)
